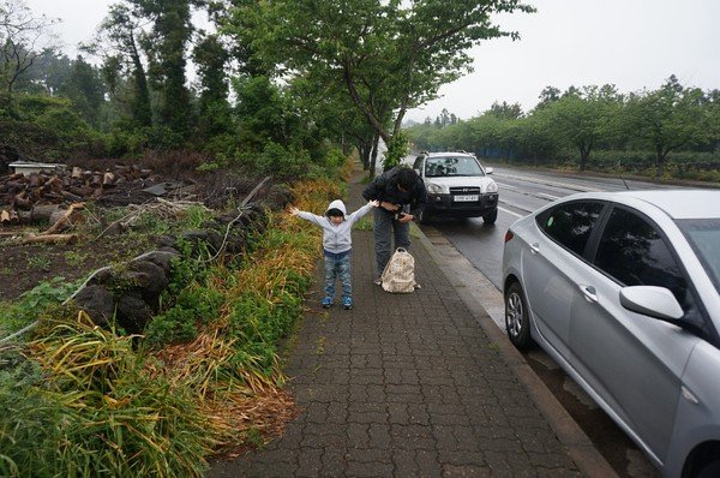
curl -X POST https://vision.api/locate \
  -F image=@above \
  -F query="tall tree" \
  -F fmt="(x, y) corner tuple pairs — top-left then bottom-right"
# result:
(97, 3), (153, 128)
(487, 100), (524, 120)
(57, 55), (106, 127)
(137, 0), (194, 137)
(0, 0), (57, 113)
(542, 84), (622, 171)
(626, 75), (709, 176)
(192, 33), (232, 139)
(228, 0), (535, 171)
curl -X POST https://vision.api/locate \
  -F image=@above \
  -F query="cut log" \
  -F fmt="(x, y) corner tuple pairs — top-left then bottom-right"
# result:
(30, 204), (62, 222)
(102, 172), (115, 187)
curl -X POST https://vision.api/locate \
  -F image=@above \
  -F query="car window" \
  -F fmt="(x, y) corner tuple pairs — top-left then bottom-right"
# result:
(538, 201), (604, 256)
(425, 156), (484, 177)
(678, 218), (720, 295)
(593, 207), (705, 319)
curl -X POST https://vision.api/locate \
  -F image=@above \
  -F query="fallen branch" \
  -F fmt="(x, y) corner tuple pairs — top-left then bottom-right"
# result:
(41, 202), (85, 235)
(11, 233), (78, 245)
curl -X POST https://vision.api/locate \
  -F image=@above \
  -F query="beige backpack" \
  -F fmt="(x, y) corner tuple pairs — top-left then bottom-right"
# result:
(381, 247), (417, 293)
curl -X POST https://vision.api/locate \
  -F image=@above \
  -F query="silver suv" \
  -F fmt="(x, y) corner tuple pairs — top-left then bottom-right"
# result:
(412, 151), (499, 224)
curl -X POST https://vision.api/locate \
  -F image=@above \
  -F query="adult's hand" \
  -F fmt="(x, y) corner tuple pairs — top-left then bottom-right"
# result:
(398, 214), (414, 223)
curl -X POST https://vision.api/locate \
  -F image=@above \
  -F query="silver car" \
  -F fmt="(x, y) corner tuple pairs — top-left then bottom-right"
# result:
(502, 190), (720, 478)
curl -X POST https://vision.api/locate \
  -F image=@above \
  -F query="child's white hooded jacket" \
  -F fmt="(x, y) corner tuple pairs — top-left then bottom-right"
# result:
(295, 199), (373, 254)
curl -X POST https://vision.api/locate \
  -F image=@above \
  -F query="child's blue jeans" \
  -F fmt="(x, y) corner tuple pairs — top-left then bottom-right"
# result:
(324, 250), (352, 301)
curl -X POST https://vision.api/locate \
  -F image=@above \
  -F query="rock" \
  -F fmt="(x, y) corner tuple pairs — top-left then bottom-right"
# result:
(116, 293), (153, 335)
(72, 285), (115, 328)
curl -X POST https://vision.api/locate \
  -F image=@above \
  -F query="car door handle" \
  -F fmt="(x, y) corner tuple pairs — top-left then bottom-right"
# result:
(530, 243), (540, 254)
(579, 284), (598, 303)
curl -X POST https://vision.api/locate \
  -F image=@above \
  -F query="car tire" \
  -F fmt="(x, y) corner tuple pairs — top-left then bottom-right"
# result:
(695, 456), (720, 478)
(505, 281), (533, 350)
(483, 208), (498, 225)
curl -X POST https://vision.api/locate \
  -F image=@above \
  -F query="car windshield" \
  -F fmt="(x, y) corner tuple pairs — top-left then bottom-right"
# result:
(678, 218), (720, 295)
(425, 156), (485, 177)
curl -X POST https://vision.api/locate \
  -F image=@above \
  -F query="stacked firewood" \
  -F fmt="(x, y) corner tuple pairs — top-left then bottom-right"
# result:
(0, 164), (153, 224)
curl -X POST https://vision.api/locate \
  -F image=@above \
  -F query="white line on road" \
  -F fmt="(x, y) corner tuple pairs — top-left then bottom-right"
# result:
(499, 206), (524, 218)
(537, 193), (560, 201)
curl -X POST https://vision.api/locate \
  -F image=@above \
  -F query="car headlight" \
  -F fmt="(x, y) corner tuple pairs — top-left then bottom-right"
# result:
(426, 183), (443, 194)
(486, 181), (499, 193)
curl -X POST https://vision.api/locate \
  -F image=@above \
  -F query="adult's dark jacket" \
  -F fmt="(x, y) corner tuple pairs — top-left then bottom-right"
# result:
(362, 166), (428, 218)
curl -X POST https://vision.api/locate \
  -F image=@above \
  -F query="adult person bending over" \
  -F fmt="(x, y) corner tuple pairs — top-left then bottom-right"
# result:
(362, 166), (428, 285)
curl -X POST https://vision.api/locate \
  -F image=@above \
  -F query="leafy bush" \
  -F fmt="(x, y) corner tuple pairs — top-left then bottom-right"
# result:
(145, 285), (225, 348)
(0, 276), (84, 338)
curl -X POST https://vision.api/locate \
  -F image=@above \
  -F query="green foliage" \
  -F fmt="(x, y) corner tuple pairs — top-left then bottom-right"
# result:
(384, 130), (410, 170)
(145, 285), (225, 348)
(0, 276), (84, 337)
(237, 0), (536, 163)
(20, 276), (78, 309)
(227, 291), (302, 375)
(0, 318), (214, 477)
(253, 141), (315, 179)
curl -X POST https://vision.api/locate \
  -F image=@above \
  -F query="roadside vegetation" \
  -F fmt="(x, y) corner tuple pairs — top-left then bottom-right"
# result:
(0, 169), (347, 476)
(406, 78), (720, 182)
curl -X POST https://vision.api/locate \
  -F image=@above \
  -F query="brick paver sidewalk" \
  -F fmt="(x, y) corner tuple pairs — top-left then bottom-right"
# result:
(209, 171), (585, 477)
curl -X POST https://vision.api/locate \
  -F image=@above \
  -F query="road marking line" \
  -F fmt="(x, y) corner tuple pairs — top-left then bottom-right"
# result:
(499, 206), (523, 218)
(537, 193), (560, 201)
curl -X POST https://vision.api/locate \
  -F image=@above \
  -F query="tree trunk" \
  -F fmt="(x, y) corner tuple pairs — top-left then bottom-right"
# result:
(656, 145), (666, 177)
(369, 132), (380, 177)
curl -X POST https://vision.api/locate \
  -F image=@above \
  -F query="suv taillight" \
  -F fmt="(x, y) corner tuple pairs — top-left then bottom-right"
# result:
(504, 230), (514, 243)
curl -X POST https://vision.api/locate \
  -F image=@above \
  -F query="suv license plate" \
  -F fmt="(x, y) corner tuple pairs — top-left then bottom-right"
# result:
(454, 195), (479, 202)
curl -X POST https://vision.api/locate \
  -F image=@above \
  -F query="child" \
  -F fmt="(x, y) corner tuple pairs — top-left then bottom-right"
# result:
(290, 199), (378, 310)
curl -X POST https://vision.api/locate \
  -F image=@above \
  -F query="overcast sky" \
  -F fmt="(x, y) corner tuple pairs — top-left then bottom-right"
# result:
(24, 0), (720, 122)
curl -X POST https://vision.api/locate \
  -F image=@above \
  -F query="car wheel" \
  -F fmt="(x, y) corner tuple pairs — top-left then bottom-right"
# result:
(505, 281), (533, 350)
(694, 455), (720, 478)
(483, 208), (498, 225)
(697, 460), (720, 478)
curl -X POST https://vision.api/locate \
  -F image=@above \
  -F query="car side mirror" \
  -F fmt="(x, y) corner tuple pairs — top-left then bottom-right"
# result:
(619, 286), (683, 321)
(485, 167), (493, 175)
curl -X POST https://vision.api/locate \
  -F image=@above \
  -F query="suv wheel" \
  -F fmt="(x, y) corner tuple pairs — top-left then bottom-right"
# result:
(505, 282), (533, 350)
(483, 208), (498, 225)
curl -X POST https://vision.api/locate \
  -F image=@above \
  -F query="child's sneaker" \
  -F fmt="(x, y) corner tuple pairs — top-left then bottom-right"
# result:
(322, 297), (333, 308)
(342, 297), (353, 310)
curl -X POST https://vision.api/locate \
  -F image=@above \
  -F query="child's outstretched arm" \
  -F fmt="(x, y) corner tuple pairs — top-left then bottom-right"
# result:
(347, 200), (379, 224)
(291, 206), (326, 226)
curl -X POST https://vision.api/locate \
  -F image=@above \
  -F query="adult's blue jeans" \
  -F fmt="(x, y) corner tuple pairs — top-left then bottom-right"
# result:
(324, 250), (352, 300)
(373, 207), (410, 277)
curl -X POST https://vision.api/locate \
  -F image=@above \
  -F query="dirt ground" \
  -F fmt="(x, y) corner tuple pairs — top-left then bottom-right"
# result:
(1, 182), (163, 303)
(1, 162), (265, 304)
